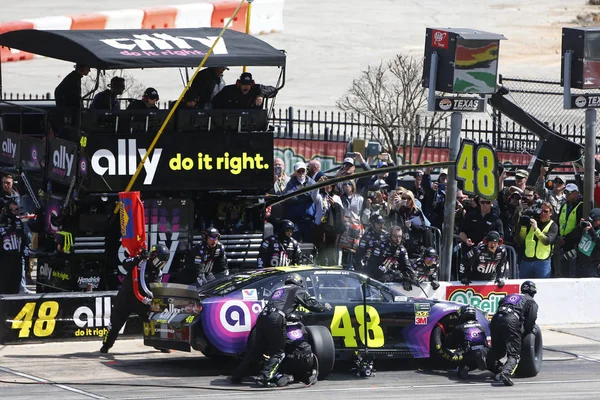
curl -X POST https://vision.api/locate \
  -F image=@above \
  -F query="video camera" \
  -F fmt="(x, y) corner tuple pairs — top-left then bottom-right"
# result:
(580, 216), (594, 229)
(519, 206), (542, 228)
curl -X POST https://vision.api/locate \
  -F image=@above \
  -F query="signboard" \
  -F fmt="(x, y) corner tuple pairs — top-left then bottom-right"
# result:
(19, 136), (45, 172)
(570, 94), (600, 109)
(455, 139), (499, 201)
(85, 132), (273, 192)
(0, 130), (21, 166)
(47, 138), (78, 185)
(562, 27), (600, 90)
(0, 292), (142, 344)
(435, 96), (486, 112)
(446, 283), (520, 316)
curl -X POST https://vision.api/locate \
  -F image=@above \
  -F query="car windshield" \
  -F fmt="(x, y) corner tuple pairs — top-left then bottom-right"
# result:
(197, 269), (284, 296)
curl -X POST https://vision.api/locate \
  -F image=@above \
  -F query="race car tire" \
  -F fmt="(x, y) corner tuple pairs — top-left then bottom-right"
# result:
(430, 321), (461, 368)
(306, 325), (335, 380)
(516, 324), (543, 378)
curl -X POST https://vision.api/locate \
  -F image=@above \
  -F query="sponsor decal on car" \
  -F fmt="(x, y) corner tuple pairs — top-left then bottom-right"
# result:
(241, 288), (258, 301)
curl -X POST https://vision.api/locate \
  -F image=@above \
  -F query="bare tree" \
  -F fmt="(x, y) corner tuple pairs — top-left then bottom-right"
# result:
(336, 54), (447, 164)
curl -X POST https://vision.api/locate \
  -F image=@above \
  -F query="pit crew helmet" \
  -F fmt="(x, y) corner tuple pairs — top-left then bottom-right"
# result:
(150, 244), (170, 270)
(370, 214), (385, 225)
(285, 273), (305, 288)
(423, 247), (438, 259)
(457, 305), (477, 324)
(521, 280), (537, 297)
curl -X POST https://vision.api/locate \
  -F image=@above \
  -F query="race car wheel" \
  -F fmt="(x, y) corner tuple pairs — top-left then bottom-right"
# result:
(430, 320), (461, 368)
(516, 324), (543, 378)
(306, 325), (335, 379)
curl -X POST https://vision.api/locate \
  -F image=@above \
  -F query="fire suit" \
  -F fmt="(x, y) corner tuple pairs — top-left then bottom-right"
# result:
(445, 320), (489, 373)
(277, 315), (318, 386)
(258, 234), (302, 267)
(232, 285), (329, 384)
(490, 293), (538, 376)
(353, 228), (388, 271)
(365, 239), (411, 282)
(102, 255), (161, 351)
(188, 240), (228, 285)
(0, 214), (29, 294)
(411, 257), (441, 290)
(460, 243), (508, 284)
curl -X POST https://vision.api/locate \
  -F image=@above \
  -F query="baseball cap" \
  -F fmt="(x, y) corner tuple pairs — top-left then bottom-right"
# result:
(565, 183), (579, 193)
(343, 157), (354, 165)
(293, 161), (307, 172)
(373, 179), (389, 191)
(239, 72), (254, 85)
(553, 175), (566, 184)
(439, 168), (448, 176)
(486, 231), (501, 243)
(415, 169), (424, 176)
(590, 208), (600, 221)
(143, 87), (159, 100)
(515, 169), (529, 178)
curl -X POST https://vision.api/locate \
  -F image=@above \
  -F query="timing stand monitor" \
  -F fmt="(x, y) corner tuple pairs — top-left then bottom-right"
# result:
(116, 110), (172, 134)
(210, 109), (268, 132)
(176, 109), (212, 132)
(81, 111), (119, 134)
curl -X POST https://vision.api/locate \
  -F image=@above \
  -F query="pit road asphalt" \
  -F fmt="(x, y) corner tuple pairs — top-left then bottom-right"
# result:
(1, 325), (600, 400)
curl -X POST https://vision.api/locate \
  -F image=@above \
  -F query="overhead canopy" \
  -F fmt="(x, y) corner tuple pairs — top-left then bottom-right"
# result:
(0, 28), (286, 69)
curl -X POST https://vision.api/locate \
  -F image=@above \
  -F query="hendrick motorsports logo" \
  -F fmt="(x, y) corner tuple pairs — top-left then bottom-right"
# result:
(446, 284), (520, 315)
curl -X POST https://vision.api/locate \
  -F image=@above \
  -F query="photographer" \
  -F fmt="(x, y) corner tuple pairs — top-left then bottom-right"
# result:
(514, 202), (557, 278)
(568, 208), (600, 277)
(555, 184), (583, 277)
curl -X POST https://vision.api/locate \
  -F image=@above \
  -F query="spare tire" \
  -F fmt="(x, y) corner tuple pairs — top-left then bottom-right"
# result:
(306, 325), (335, 379)
(516, 324), (543, 377)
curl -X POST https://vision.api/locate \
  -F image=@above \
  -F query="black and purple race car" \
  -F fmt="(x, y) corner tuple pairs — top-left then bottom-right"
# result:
(142, 266), (503, 377)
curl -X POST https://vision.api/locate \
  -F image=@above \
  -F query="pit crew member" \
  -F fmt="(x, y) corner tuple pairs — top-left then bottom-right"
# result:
(231, 273), (331, 386)
(445, 305), (489, 379)
(353, 214), (388, 271)
(258, 219), (302, 267)
(188, 228), (228, 285)
(411, 247), (441, 290)
(460, 231), (507, 286)
(0, 200), (30, 294)
(365, 225), (411, 284)
(100, 244), (169, 353)
(489, 280), (539, 386)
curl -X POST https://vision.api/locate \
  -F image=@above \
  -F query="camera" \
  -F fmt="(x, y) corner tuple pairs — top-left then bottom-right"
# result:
(519, 207), (542, 228)
(580, 217), (593, 229)
(275, 165), (282, 177)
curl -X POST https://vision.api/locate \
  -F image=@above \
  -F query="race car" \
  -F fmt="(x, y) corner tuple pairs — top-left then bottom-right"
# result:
(142, 266), (491, 374)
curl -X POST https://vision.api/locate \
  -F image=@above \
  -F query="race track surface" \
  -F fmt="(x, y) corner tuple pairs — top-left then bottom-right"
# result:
(1, 326), (600, 400)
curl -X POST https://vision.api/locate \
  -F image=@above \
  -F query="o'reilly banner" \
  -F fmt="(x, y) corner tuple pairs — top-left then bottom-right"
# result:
(85, 132), (273, 192)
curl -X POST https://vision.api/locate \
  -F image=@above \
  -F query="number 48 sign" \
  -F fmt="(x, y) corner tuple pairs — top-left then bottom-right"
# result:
(455, 139), (499, 201)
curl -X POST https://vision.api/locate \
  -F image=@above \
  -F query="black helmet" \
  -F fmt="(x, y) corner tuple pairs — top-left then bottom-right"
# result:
(370, 214), (385, 225)
(424, 247), (438, 259)
(150, 244), (170, 269)
(521, 280), (537, 297)
(281, 219), (295, 233)
(457, 305), (477, 324)
(206, 227), (220, 239)
(285, 273), (304, 288)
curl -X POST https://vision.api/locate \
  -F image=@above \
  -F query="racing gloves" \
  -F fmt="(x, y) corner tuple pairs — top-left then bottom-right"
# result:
(431, 281), (440, 290)
(460, 277), (472, 286)
(495, 278), (505, 288)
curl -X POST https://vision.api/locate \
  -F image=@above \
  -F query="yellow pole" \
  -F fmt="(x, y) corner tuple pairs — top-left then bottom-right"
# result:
(243, 0), (252, 73)
(113, 0), (247, 213)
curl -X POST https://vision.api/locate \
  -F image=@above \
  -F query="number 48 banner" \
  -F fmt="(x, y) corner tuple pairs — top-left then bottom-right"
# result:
(455, 139), (499, 201)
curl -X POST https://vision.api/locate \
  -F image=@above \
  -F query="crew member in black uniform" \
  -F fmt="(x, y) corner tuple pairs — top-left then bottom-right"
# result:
(366, 226), (411, 284)
(231, 273), (331, 386)
(258, 220), (302, 267)
(127, 87), (160, 110)
(0, 200), (29, 294)
(100, 244), (170, 353)
(445, 305), (489, 379)
(54, 63), (90, 126)
(489, 280), (539, 386)
(212, 72), (277, 109)
(460, 231), (508, 286)
(188, 228), (228, 285)
(275, 313), (319, 387)
(353, 214), (388, 271)
(89, 76), (125, 111)
(410, 247), (441, 290)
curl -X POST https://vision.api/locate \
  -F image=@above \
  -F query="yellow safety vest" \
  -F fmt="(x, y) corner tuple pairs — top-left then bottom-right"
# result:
(524, 220), (554, 260)
(559, 202), (581, 237)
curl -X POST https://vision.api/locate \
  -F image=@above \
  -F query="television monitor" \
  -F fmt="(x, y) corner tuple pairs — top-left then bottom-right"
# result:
(176, 109), (212, 132)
